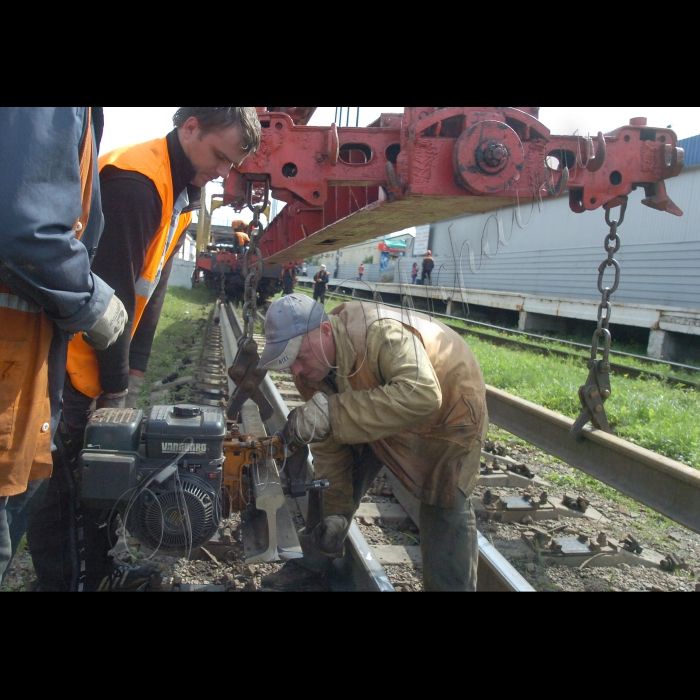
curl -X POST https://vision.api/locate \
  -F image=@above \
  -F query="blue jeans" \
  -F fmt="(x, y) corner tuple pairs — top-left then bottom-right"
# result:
(297, 445), (480, 590)
(1, 479), (49, 584)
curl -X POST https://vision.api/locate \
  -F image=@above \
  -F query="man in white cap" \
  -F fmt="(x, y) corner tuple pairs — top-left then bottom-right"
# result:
(257, 293), (488, 591)
(312, 264), (329, 303)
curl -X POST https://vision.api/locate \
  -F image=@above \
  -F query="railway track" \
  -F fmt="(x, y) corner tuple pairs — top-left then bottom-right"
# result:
(5, 293), (697, 593)
(9, 293), (683, 594)
(67, 294), (698, 593)
(0, 295), (531, 593)
(219, 298), (699, 592)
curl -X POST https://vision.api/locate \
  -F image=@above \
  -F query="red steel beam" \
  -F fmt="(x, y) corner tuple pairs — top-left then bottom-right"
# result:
(256, 107), (317, 126)
(226, 108), (684, 265)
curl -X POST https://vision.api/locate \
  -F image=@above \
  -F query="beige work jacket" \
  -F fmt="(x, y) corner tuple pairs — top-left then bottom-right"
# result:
(295, 302), (487, 509)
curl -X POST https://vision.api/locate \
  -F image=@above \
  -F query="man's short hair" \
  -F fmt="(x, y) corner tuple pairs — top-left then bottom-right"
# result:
(172, 107), (261, 153)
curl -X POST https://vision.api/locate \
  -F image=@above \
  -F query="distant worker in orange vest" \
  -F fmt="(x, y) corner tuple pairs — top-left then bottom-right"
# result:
(231, 219), (250, 254)
(27, 107), (262, 592)
(358, 263), (364, 281)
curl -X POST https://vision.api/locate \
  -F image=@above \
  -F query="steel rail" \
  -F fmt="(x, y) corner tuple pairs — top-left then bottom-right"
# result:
(218, 300), (238, 397)
(381, 466), (534, 592)
(486, 385), (700, 534)
(465, 323), (700, 373)
(383, 287), (699, 370)
(476, 531), (534, 592)
(354, 283), (700, 373)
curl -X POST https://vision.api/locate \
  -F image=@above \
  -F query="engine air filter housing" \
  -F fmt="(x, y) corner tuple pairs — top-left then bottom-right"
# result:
(85, 408), (143, 452)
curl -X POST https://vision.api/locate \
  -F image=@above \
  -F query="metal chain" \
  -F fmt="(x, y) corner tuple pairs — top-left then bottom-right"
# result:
(571, 196), (627, 439)
(242, 178), (270, 339)
(591, 198), (626, 371)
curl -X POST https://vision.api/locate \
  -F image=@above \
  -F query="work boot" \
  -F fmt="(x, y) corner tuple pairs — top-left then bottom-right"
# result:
(95, 561), (164, 592)
(259, 560), (326, 592)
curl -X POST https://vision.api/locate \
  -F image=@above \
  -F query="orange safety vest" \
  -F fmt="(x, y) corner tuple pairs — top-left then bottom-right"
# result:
(66, 137), (192, 398)
(0, 108), (95, 496)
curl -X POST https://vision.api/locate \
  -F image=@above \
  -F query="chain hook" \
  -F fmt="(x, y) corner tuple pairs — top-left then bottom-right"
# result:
(242, 178), (270, 339)
(572, 197), (627, 440)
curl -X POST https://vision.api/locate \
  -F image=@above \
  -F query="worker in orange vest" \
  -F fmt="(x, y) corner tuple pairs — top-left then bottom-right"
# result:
(27, 107), (262, 592)
(231, 219), (250, 253)
(358, 263), (364, 281)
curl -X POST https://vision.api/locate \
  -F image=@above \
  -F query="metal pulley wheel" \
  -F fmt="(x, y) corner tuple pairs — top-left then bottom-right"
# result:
(453, 120), (524, 195)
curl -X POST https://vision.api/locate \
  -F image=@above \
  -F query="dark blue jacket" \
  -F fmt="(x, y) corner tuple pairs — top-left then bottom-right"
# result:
(0, 107), (113, 442)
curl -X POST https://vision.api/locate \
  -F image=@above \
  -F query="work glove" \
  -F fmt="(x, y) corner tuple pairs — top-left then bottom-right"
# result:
(124, 370), (145, 409)
(96, 389), (128, 409)
(311, 515), (349, 557)
(285, 392), (331, 444)
(83, 294), (127, 351)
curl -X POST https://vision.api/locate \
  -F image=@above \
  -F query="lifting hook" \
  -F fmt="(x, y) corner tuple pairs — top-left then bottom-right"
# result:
(586, 132), (606, 172)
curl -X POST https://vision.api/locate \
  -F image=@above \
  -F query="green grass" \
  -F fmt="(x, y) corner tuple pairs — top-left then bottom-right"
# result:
(139, 286), (217, 406)
(301, 284), (699, 384)
(455, 323), (697, 385)
(471, 335), (700, 467)
(153, 286), (218, 340)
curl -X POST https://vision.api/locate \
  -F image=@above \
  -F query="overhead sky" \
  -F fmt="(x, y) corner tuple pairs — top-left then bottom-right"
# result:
(306, 107), (700, 140)
(100, 106), (700, 153)
(100, 107), (700, 225)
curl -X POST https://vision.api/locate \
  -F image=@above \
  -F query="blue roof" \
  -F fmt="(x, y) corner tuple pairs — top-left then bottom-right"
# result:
(679, 134), (700, 168)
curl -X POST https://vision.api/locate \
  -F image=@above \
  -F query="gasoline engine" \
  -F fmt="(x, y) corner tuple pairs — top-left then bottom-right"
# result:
(79, 404), (226, 551)
(78, 402), (325, 561)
